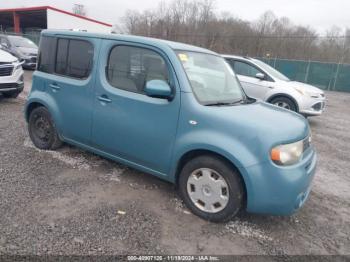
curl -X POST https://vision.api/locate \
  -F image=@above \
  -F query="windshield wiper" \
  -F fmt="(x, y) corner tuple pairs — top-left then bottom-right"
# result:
(205, 99), (244, 106)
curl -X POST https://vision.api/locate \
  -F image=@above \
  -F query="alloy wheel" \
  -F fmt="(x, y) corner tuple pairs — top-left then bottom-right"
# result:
(274, 101), (291, 109)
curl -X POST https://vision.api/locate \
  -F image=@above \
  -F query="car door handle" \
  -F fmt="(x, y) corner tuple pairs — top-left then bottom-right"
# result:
(49, 83), (60, 90)
(98, 95), (112, 103)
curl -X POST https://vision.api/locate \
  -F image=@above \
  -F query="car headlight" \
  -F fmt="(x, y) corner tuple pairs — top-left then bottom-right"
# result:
(294, 87), (321, 98)
(13, 60), (22, 70)
(307, 91), (322, 98)
(271, 140), (304, 166)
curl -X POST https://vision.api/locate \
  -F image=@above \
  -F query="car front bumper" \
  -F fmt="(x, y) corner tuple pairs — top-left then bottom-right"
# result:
(0, 80), (24, 93)
(21, 56), (37, 69)
(243, 146), (317, 215)
(0, 67), (24, 93)
(298, 95), (326, 116)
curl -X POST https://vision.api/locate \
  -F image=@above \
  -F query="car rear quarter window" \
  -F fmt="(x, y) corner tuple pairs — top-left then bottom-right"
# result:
(55, 38), (93, 79)
(38, 36), (56, 73)
(106, 45), (169, 94)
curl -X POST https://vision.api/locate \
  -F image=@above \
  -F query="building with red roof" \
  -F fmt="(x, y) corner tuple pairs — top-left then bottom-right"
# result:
(0, 6), (112, 34)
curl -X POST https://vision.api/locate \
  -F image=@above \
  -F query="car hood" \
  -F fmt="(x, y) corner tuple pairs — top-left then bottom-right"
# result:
(0, 49), (17, 62)
(18, 46), (38, 55)
(284, 81), (324, 94)
(224, 101), (309, 141)
(202, 100), (310, 164)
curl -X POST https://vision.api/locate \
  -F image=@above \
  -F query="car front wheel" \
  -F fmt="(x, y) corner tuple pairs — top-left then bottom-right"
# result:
(179, 155), (244, 222)
(270, 96), (297, 112)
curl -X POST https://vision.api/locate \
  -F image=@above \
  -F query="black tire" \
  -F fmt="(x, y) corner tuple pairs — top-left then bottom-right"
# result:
(270, 96), (297, 112)
(178, 155), (244, 222)
(3, 91), (20, 99)
(28, 107), (62, 150)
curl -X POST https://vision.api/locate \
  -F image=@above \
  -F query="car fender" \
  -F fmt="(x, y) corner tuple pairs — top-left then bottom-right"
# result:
(264, 82), (302, 102)
(169, 129), (259, 194)
(25, 91), (63, 134)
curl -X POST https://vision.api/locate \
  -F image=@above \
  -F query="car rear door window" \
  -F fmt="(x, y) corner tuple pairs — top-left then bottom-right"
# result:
(106, 45), (169, 93)
(55, 38), (93, 79)
(37, 36), (56, 73)
(234, 61), (261, 78)
(55, 38), (69, 75)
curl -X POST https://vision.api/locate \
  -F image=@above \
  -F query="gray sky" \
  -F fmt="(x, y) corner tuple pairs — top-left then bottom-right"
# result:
(0, 0), (349, 33)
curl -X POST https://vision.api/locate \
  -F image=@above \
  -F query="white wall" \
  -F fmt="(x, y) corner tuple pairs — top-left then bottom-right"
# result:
(47, 9), (111, 33)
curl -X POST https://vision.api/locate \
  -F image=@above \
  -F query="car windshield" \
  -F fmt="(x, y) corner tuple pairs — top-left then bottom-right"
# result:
(8, 36), (37, 48)
(252, 59), (290, 81)
(177, 51), (245, 105)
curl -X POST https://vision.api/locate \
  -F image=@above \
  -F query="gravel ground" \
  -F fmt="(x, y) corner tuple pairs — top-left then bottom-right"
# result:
(0, 70), (349, 256)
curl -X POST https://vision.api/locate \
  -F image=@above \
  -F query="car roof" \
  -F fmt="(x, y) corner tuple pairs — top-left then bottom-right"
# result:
(0, 34), (17, 38)
(41, 30), (217, 55)
(221, 54), (254, 61)
(0, 34), (28, 39)
(7, 35), (22, 38)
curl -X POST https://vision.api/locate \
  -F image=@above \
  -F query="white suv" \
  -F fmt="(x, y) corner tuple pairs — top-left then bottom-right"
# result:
(223, 55), (326, 117)
(0, 48), (24, 98)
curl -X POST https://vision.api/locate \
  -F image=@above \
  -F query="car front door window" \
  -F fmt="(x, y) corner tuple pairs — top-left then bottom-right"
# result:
(234, 61), (261, 78)
(232, 60), (271, 99)
(107, 45), (169, 94)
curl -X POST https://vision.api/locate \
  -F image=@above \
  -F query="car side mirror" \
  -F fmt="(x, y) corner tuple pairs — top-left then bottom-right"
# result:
(255, 73), (265, 80)
(144, 80), (172, 100)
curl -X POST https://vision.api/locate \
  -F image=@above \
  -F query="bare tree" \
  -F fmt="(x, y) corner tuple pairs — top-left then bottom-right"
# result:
(73, 4), (87, 16)
(121, 0), (349, 63)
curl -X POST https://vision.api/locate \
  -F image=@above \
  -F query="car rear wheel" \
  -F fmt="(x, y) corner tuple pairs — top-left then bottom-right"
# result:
(28, 107), (62, 150)
(270, 96), (297, 112)
(179, 155), (244, 222)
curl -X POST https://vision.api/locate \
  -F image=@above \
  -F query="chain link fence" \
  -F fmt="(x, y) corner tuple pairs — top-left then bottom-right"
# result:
(260, 58), (350, 92)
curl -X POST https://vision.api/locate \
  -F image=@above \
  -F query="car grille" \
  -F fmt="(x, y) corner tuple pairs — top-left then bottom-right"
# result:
(0, 83), (18, 90)
(0, 65), (13, 76)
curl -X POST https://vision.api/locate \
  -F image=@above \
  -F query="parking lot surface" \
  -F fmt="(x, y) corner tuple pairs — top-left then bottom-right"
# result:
(0, 71), (349, 255)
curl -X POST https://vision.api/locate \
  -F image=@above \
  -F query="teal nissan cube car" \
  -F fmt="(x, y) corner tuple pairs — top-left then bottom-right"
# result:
(25, 30), (317, 222)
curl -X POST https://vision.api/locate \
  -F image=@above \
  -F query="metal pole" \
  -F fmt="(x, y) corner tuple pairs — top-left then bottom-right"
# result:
(333, 37), (346, 91)
(305, 60), (310, 83)
(333, 62), (341, 91)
